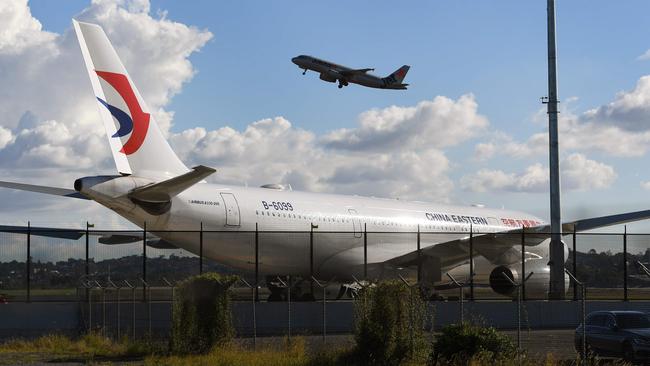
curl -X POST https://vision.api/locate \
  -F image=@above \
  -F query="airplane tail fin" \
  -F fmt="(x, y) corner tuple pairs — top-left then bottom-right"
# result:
(387, 65), (410, 84)
(73, 20), (188, 179)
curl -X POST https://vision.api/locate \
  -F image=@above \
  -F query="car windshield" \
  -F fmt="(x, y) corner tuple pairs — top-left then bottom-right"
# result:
(616, 313), (650, 329)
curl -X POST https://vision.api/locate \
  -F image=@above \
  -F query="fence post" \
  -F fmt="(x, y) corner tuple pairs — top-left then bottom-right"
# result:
(238, 279), (256, 350)
(199, 222), (203, 274)
(288, 275), (292, 339)
(446, 273), (463, 324)
(255, 223), (259, 302)
(142, 222), (147, 301)
(573, 230), (577, 301)
(469, 224), (474, 301)
(85, 222), (91, 302)
(26, 221), (31, 303)
(521, 226), (526, 301)
(417, 225), (422, 283)
(623, 225), (629, 301)
(565, 269), (586, 365)
(163, 277), (174, 341)
(310, 224), (314, 295)
(363, 223), (368, 280)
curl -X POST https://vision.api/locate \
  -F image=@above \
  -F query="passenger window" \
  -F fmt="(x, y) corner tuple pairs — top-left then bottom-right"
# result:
(605, 315), (617, 329)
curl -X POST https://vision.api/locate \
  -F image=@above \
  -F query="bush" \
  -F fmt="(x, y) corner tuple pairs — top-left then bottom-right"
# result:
(171, 272), (238, 354)
(353, 280), (427, 365)
(431, 322), (517, 364)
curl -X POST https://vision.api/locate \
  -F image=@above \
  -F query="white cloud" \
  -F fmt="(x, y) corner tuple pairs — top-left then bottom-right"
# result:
(638, 49), (650, 61)
(641, 181), (650, 191)
(170, 109), (464, 202)
(475, 76), (650, 161)
(0, 0), (57, 54)
(0, 0), (212, 180)
(461, 153), (616, 193)
(323, 94), (488, 151)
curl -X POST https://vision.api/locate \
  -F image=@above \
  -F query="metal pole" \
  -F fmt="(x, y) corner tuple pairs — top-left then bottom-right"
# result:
(417, 225), (422, 283)
(547, 0), (565, 300)
(322, 284), (327, 343)
(85, 222), (90, 275)
(363, 223), (368, 280)
(288, 275), (291, 339)
(199, 222), (203, 274)
(573, 230), (578, 301)
(565, 269), (586, 363)
(521, 226), (526, 301)
(469, 224), (474, 301)
(88, 286), (92, 333)
(116, 286), (121, 339)
(310, 225), (314, 295)
(517, 284), (521, 353)
(26, 221), (31, 303)
(142, 222), (147, 301)
(85, 222), (90, 302)
(623, 225), (628, 301)
(255, 223), (259, 302)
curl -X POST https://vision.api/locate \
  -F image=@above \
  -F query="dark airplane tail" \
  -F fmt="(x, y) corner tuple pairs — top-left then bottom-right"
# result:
(387, 65), (410, 84)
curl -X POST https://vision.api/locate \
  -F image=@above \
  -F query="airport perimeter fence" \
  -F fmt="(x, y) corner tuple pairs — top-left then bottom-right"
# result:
(1, 225), (650, 303)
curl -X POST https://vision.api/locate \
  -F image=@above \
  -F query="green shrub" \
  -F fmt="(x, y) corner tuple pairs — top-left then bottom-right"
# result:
(171, 272), (238, 354)
(431, 322), (517, 364)
(353, 280), (427, 365)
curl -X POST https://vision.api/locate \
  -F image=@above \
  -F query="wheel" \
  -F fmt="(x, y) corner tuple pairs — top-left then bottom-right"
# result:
(623, 341), (636, 363)
(337, 84), (343, 89)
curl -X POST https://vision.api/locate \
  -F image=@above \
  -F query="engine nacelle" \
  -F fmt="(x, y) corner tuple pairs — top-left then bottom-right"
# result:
(319, 72), (337, 83)
(489, 265), (520, 296)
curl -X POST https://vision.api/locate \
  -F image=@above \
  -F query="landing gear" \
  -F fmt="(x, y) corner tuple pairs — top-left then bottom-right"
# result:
(338, 84), (343, 89)
(302, 69), (307, 75)
(337, 79), (348, 89)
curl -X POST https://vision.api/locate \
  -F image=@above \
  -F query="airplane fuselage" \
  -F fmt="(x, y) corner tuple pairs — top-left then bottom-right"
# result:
(77, 176), (546, 282)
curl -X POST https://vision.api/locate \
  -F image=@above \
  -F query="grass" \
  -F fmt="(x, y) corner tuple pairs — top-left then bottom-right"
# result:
(0, 334), (635, 366)
(0, 333), (161, 364)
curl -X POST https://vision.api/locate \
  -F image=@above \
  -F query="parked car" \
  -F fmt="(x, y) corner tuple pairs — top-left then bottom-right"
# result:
(575, 310), (650, 361)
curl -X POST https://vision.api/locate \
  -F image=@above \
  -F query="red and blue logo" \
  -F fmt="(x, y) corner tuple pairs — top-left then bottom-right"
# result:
(95, 70), (149, 155)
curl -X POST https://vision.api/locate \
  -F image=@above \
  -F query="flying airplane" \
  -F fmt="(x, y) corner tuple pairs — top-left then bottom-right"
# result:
(1, 20), (649, 301)
(291, 55), (410, 90)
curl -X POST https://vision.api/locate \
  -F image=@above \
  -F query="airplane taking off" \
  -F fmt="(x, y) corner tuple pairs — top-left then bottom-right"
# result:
(292, 55), (410, 90)
(1, 21), (650, 301)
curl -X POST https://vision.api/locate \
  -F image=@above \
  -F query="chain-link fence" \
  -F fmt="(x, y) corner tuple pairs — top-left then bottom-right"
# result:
(1, 226), (650, 303)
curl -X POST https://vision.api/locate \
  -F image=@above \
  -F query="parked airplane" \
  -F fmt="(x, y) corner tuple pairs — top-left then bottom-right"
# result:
(1, 21), (649, 300)
(292, 55), (409, 89)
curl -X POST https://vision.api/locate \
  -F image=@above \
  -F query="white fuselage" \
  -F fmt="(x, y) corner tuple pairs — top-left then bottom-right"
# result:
(80, 177), (546, 281)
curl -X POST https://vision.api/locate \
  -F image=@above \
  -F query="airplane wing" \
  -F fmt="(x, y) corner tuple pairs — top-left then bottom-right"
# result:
(338, 68), (374, 76)
(387, 208), (650, 269)
(0, 181), (89, 200)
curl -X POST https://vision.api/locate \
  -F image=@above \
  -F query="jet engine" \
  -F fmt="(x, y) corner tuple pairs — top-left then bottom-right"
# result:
(319, 72), (337, 83)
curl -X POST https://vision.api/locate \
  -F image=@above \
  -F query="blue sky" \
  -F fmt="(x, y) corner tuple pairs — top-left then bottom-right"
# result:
(2, 0), (650, 232)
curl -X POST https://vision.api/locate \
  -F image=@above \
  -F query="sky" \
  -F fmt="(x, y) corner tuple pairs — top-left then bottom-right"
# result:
(2, 0), (650, 238)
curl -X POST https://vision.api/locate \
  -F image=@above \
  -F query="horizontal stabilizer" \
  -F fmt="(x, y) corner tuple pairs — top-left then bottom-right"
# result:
(98, 234), (176, 249)
(0, 225), (85, 240)
(0, 181), (89, 200)
(129, 165), (216, 203)
(98, 234), (144, 244)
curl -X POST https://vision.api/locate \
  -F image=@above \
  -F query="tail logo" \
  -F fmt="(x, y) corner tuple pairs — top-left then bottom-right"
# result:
(95, 70), (150, 155)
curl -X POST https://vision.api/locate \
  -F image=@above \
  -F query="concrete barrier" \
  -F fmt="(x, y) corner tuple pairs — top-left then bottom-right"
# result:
(2, 300), (650, 339)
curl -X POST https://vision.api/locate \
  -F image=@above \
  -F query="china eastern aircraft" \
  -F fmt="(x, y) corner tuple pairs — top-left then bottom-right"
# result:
(1, 20), (649, 300)
(292, 55), (410, 89)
